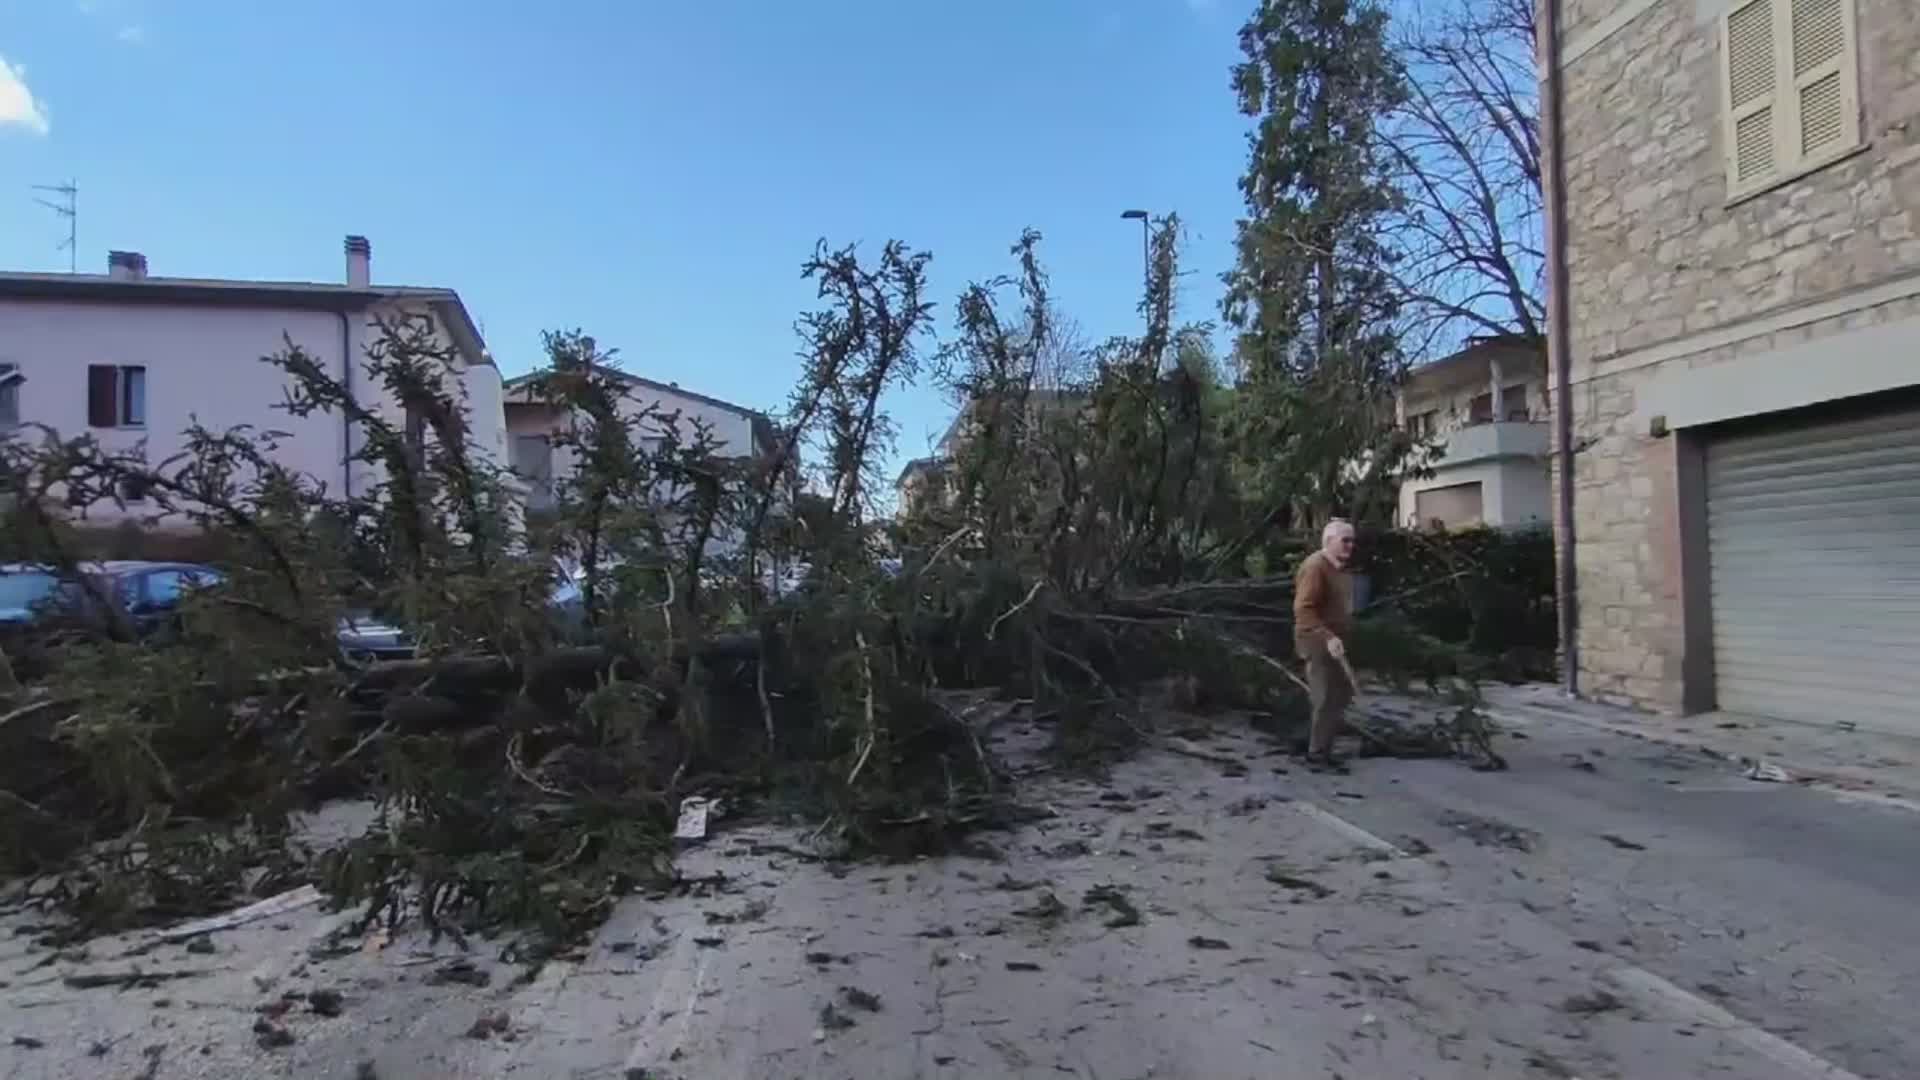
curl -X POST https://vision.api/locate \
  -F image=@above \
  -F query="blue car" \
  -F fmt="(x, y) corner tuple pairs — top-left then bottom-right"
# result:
(0, 561), (416, 661)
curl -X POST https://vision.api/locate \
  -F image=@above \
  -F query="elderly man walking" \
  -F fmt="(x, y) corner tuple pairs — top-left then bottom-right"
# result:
(1293, 519), (1356, 771)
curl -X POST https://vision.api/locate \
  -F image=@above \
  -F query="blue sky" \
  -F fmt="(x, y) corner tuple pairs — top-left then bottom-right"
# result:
(1, 0), (1253, 473)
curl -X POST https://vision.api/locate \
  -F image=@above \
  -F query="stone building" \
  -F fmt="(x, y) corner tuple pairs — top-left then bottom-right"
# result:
(1552, 0), (1920, 734)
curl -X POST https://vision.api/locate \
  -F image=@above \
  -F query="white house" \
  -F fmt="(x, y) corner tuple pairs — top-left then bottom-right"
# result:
(0, 237), (506, 524)
(502, 368), (772, 515)
(1396, 335), (1551, 530)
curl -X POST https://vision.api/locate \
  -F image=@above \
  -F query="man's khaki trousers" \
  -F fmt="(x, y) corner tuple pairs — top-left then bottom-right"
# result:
(1303, 646), (1353, 755)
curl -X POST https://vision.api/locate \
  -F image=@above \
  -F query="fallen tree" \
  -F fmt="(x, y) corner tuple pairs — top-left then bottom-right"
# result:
(0, 222), (1510, 958)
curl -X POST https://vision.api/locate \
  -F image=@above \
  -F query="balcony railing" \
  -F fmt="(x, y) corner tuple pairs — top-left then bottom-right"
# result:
(1432, 419), (1549, 467)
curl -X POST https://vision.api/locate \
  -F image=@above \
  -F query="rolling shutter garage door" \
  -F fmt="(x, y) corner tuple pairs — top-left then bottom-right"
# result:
(1706, 404), (1920, 734)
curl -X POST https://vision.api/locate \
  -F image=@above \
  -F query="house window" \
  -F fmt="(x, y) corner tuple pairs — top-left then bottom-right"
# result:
(1720, 0), (1860, 200)
(0, 363), (21, 427)
(512, 434), (555, 510)
(1503, 385), (1530, 421)
(1406, 410), (1437, 438)
(86, 364), (146, 428)
(1415, 481), (1485, 530)
(1468, 393), (1494, 424)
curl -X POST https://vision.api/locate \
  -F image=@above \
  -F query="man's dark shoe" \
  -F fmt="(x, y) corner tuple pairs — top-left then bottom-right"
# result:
(1305, 751), (1349, 774)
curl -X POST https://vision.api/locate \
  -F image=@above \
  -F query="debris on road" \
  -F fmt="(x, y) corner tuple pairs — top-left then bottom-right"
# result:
(816, 1002), (857, 1035)
(1265, 865), (1334, 899)
(427, 960), (491, 988)
(1083, 884), (1142, 927)
(1437, 810), (1538, 852)
(465, 1011), (512, 1040)
(1558, 989), (1625, 1016)
(252, 1017), (296, 1049)
(62, 968), (208, 990)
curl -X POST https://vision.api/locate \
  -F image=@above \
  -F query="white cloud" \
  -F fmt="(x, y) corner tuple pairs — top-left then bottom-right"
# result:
(118, 25), (144, 43)
(0, 56), (50, 136)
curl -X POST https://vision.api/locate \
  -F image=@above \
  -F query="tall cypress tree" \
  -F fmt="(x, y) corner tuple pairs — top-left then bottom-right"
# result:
(1223, 0), (1415, 531)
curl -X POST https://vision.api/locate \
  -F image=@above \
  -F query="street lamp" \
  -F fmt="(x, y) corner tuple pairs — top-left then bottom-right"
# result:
(1120, 209), (1151, 293)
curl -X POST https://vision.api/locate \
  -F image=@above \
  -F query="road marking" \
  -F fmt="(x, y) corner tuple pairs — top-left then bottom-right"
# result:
(622, 937), (712, 1074)
(1298, 800), (1869, 1080)
(1604, 966), (1867, 1080)
(1294, 801), (1404, 857)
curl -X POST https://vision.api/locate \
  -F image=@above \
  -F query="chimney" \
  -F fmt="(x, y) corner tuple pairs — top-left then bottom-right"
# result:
(107, 251), (149, 281)
(344, 235), (371, 288)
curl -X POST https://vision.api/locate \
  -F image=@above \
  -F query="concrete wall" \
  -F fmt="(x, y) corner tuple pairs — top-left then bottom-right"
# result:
(0, 298), (352, 516)
(1553, 0), (1920, 710)
(504, 378), (757, 488)
(0, 296), (503, 525)
(1398, 458), (1552, 530)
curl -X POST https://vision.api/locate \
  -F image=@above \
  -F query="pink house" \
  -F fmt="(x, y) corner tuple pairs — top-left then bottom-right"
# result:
(0, 236), (507, 524)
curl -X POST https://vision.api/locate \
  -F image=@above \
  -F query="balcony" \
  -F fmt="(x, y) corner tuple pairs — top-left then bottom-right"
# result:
(1432, 420), (1549, 469)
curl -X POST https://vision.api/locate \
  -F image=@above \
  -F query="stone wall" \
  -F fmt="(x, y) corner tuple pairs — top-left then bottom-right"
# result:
(1555, 0), (1920, 710)
(1563, 0), (1920, 378)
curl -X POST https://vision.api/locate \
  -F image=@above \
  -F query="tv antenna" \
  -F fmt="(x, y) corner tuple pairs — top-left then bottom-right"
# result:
(32, 180), (78, 272)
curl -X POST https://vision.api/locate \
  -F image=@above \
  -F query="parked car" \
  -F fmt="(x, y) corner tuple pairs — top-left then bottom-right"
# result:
(0, 563), (82, 628)
(0, 561), (417, 661)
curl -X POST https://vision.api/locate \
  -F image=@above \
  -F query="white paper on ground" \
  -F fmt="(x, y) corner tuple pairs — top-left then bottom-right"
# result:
(674, 796), (722, 841)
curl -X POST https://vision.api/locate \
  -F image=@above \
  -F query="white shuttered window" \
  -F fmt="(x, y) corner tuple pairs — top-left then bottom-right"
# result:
(1719, 0), (1861, 199)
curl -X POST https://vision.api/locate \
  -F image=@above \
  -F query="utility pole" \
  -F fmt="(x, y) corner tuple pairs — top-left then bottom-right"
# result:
(32, 180), (77, 273)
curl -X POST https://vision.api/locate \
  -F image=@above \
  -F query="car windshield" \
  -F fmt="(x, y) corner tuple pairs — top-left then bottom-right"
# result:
(0, 571), (60, 611)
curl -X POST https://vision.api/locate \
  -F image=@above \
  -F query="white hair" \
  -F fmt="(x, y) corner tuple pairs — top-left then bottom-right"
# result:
(1322, 518), (1355, 544)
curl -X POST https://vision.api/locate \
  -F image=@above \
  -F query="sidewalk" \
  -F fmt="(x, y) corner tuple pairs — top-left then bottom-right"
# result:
(1481, 681), (1920, 808)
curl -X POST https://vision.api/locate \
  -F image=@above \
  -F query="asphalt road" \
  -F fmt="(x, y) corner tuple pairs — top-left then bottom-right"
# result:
(1296, 700), (1920, 1080)
(3, 695), (1913, 1079)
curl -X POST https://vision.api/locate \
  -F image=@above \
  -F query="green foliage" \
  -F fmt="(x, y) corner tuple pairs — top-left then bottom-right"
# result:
(1224, 0), (1418, 531)
(1356, 525), (1557, 679)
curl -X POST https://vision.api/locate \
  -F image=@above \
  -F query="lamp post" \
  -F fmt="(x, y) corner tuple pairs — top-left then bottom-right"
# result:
(1120, 209), (1150, 294)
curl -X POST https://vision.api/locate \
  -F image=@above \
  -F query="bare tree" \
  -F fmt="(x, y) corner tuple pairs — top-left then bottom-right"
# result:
(1379, 0), (1543, 358)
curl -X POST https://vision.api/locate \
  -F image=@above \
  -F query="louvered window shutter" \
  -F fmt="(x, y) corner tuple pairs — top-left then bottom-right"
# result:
(1723, 0), (1781, 191)
(1721, 0), (1861, 197)
(1787, 0), (1859, 160)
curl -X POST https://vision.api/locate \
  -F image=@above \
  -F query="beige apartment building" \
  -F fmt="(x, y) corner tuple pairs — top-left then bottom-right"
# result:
(1397, 335), (1552, 531)
(1551, 0), (1919, 734)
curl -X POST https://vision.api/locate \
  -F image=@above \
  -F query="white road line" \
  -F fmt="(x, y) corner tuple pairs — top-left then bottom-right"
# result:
(1604, 966), (1867, 1080)
(622, 938), (712, 1074)
(1296, 799), (1869, 1080)
(485, 950), (579, 1072)
(1293, 800), (1404, 857)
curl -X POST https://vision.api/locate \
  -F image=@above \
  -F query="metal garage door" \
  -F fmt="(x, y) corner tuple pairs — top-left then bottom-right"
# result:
(1706, 403), (1920, 734)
